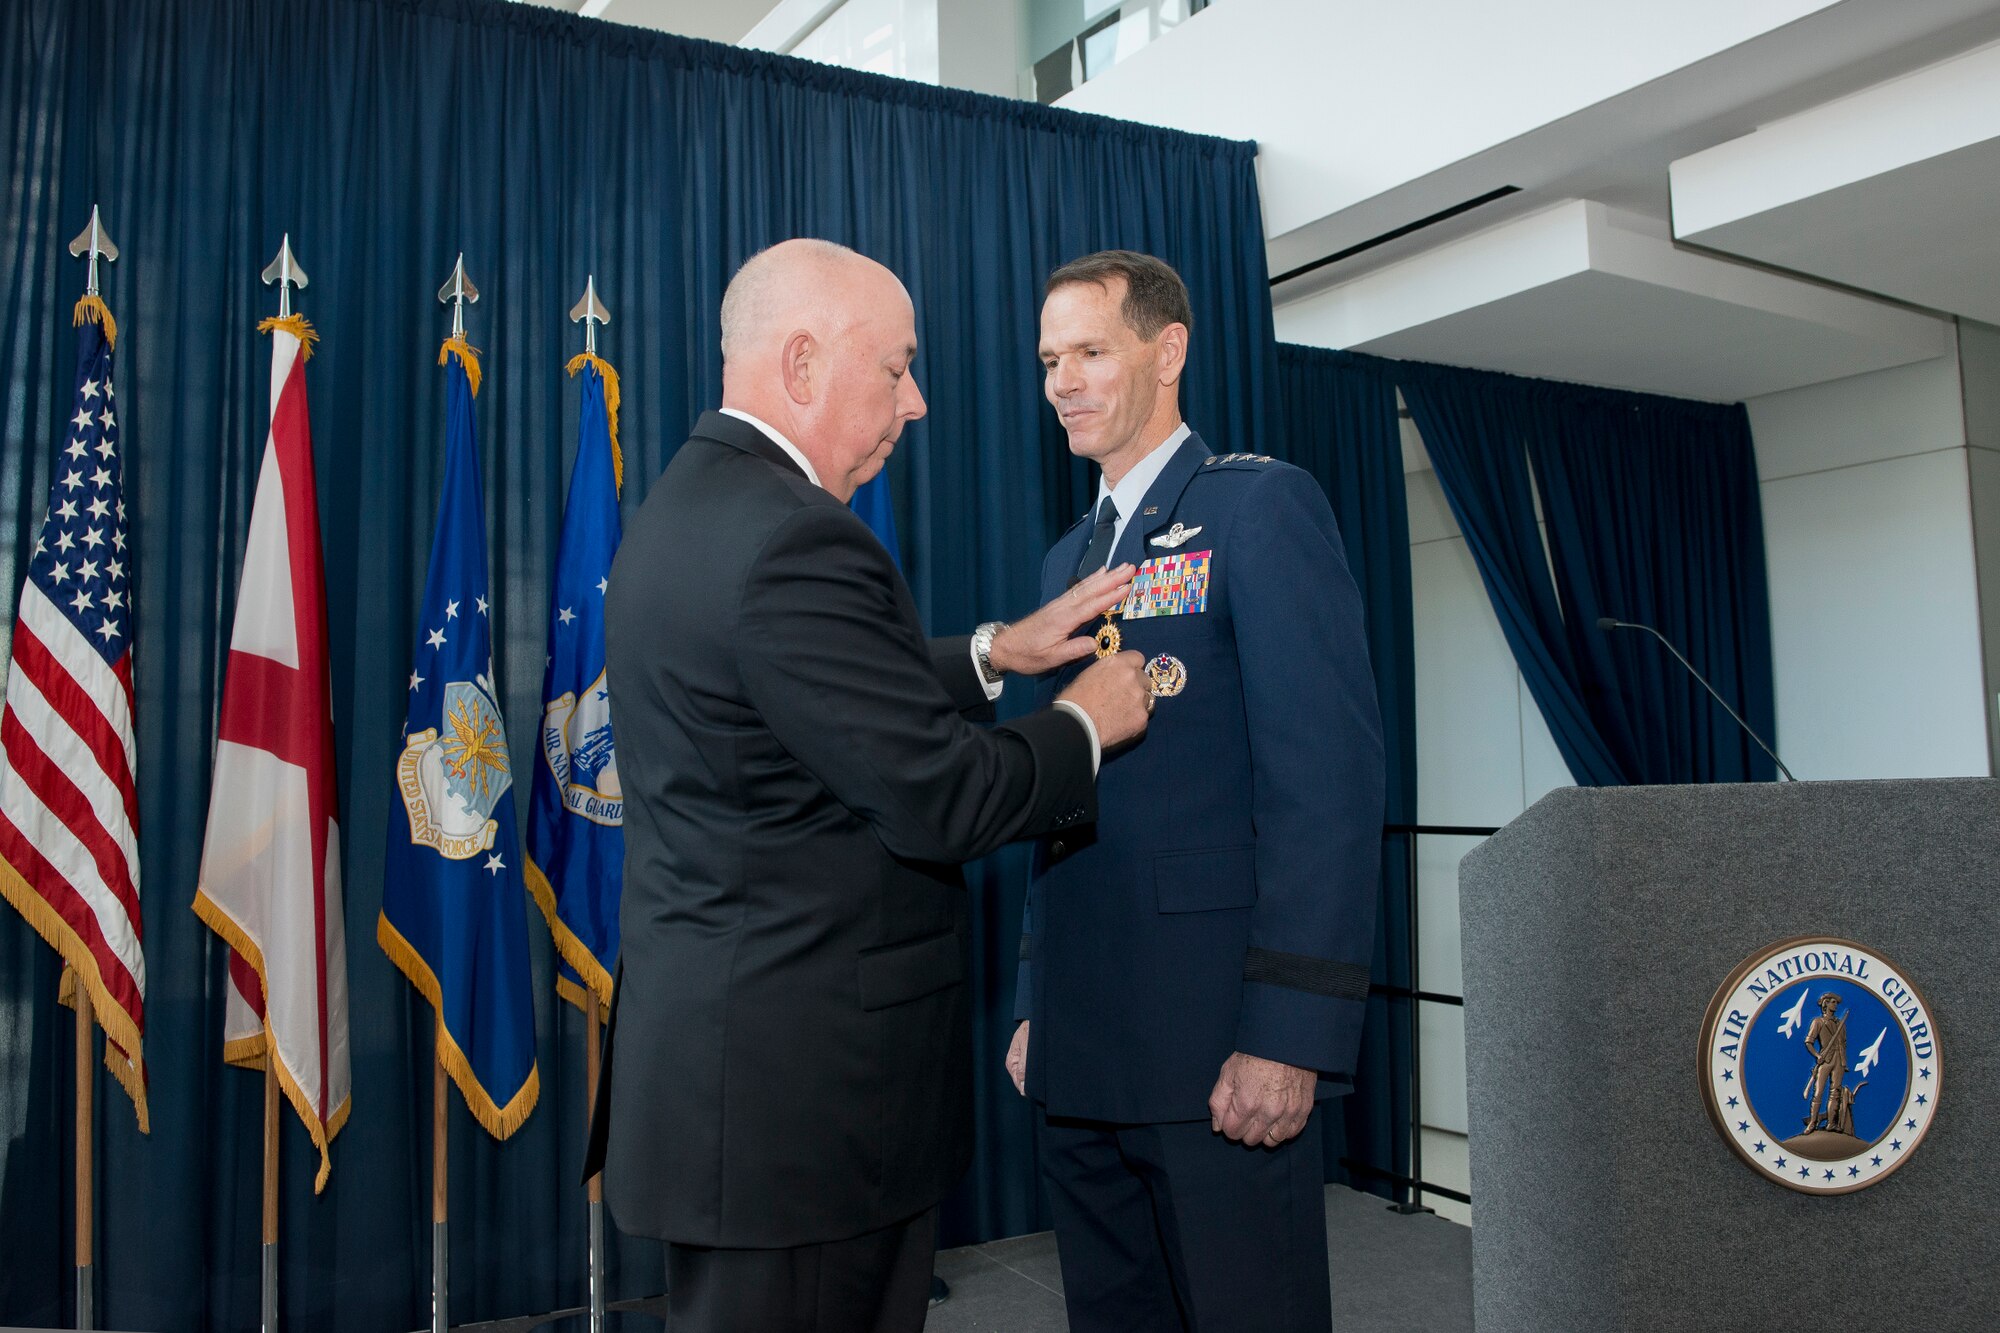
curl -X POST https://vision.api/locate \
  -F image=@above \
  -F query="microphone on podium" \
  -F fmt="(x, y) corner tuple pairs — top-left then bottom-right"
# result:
(1596, 616), (1797, 781)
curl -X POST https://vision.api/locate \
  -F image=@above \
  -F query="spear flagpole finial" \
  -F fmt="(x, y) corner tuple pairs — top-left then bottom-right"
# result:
(438, 253), (479, 340)
(569, 276), (610, 356)
(261, 234), (310, 319)
(67, 206), (119, 297)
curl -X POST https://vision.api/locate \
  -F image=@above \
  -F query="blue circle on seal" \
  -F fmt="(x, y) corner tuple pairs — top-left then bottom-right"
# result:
(1742, 976), (1908, 1149)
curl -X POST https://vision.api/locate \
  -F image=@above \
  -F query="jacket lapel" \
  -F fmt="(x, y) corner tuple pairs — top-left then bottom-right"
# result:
(1050, 510), (1097, 597)
(1110, 432), (1213, 570)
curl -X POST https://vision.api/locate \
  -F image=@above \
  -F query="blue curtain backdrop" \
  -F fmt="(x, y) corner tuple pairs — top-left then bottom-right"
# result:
(1393, 357), (1777, 786)
(0, 0), (1280, 1328)
(1272, 346), (1416, 1203)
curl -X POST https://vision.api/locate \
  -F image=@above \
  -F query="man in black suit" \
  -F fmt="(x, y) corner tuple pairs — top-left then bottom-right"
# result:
(587, 239), (1154, 1333)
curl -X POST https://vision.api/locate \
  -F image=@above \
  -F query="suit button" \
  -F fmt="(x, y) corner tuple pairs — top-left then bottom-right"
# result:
(1051, 839), (1067, 857)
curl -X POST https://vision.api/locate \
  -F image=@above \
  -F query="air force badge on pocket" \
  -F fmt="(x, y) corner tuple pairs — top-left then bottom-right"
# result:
(1124, 549), (1211, 620)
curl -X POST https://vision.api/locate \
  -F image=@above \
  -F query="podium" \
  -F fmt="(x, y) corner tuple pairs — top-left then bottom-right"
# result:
(1457, 779), (1999, 1331)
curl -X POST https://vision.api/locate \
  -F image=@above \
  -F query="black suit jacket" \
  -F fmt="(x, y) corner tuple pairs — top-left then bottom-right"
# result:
(585, 411), (1095, 1247)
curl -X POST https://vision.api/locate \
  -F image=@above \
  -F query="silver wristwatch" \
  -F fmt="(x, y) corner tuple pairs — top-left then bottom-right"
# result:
(972, 621), (1008, 685)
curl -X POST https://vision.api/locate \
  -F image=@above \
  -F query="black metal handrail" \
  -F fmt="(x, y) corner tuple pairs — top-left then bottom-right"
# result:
(1356, 822), (1498, 1217)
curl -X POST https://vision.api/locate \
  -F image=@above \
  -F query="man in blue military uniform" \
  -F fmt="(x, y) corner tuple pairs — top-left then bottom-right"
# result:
(1007, 251), (1385, 1332)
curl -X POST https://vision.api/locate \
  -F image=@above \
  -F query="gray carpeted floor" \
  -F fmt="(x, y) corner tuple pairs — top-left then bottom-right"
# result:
(925, 1185), (1472, 1333)
(458, 1184), (1471, 1332)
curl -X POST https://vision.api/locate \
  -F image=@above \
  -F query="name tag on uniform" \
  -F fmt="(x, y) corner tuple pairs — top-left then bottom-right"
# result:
(1123, 550), (1212, 619)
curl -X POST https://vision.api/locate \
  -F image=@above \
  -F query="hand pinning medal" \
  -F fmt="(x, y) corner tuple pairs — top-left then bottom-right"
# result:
(1093, 590), (1189, 699)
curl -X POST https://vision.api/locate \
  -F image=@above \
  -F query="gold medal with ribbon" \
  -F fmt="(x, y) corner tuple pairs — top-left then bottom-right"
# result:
(1093, 608), (1122, 659)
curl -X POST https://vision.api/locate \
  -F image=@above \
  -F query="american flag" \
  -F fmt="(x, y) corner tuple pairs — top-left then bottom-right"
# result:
(0, 304), (147, 1130)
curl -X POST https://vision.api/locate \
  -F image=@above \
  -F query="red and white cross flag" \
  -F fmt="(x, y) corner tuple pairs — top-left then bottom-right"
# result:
(193, 314), (350, 1189)
(0, 296), (148, 1129)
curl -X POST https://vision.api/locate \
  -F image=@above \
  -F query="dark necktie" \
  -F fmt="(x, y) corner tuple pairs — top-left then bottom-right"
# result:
(1074, 496), (1119, 582)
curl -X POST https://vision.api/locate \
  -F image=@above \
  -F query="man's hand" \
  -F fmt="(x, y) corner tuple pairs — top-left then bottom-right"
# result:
(1208, 1052), (1316, 1148)
(1057, 650), (1152, 750)
(988, 564), (1136, 677)
(1007, 1021), (1030, 1095)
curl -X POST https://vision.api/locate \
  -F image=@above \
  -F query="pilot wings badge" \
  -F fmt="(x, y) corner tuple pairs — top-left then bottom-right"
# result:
(1149, 522), (1203, 549)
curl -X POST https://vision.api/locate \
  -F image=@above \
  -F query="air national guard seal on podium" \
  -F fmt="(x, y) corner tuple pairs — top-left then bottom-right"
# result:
(1700, 937), (1941, 1194)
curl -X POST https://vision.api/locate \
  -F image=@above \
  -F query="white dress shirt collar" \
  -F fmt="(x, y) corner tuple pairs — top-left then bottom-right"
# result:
(720, 407), (821, 489)
(1094, 422), (1192, 556)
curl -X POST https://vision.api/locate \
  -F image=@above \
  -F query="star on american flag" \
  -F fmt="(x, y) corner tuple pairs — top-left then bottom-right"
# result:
(26, 362), (132, 663)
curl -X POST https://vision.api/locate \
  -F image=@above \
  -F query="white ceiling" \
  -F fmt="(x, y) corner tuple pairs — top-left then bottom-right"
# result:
(1275, 202), (1951, 402)
(1673, 39), (2000, 327)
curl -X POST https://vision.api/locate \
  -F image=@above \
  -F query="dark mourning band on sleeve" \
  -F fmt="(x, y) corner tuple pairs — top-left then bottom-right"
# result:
(1242, 947), (1369, 1001)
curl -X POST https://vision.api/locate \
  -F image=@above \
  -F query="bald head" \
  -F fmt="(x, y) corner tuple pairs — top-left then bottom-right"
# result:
(718, 239), (926, 502)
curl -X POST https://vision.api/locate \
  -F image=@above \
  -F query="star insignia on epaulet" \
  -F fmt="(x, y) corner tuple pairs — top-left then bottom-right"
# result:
(1202, 452), (1275, 466)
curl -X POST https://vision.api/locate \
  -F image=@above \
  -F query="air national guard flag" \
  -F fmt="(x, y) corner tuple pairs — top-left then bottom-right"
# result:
(193, 313), (352, 1190)
(0, 294), (148, 1130)
(527, 352), (623, 1016)
(378, 337), (539, 1138)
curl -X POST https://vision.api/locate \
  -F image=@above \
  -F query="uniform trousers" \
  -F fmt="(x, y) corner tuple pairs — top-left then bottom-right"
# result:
(664, 1206), (937, 1333)
(1040, 1112), (1331, 1333)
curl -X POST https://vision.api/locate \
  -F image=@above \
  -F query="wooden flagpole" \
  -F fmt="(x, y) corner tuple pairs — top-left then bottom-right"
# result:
(432, 1012), (449, 1333)
(585, 1002), (606, 1333)
(261, 1059), (280, 1332)
(74, 975), (94, 1331)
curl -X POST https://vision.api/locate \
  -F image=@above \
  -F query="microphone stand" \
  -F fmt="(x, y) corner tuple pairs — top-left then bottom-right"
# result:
(1597, 617), (1796, 781)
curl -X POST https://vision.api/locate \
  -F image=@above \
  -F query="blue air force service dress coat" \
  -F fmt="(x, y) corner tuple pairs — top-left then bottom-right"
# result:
(1016, 431), (1386, 1122)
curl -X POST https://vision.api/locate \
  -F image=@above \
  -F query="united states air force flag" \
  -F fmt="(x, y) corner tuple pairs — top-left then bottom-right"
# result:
(527, 352), (623, 1016)
(378, 337), (538, 1138)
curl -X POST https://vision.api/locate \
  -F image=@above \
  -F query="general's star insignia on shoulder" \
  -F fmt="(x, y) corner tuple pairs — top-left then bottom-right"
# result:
(1203, 453), (1274, 465)
(1149, 523), (1203, 548)
(1700, 936), (1941, 1194)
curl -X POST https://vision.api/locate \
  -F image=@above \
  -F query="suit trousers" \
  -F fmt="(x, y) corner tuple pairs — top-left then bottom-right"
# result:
(1039, 1113), (1331, 1333)
(663, 1206), (938, 1333)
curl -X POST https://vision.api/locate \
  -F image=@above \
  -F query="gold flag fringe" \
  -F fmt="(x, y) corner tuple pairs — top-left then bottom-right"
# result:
(73, 293), (118, 350)
(2, 854), (149, 1132)
(257, 313), (320, 359)
(565, 352), (624, 494)
(193, 886), (349, 1190)
(439, 335), (483, 398)
(526, 855), (614, 1019)
(376, 911), (540, 1139)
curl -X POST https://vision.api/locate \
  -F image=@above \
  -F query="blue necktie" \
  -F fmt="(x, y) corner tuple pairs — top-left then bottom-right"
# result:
(1075, 496), (1119, 582)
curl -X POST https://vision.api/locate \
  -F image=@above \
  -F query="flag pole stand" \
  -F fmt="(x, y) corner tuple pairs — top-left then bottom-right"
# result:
(261, 1057), (280, 1333)
(74, 972), (94, 1331)
(566, 276), (614, 1333)
(432, 1013), (449, 1333)
(585, 1002), (606, 1333)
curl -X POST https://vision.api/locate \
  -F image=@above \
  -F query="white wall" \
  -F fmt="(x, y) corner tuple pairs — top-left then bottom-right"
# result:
(1748, 350), (1991, 779)
(1960, 321), (2000, 762)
